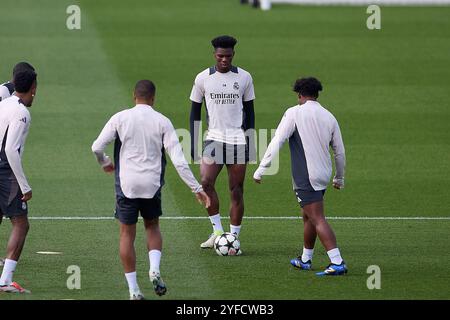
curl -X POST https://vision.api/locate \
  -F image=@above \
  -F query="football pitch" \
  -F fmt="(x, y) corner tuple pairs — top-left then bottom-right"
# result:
(1, 0), (449, 300)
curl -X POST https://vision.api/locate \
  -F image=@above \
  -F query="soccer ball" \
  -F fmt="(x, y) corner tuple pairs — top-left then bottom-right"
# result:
(214, 232), (240, 256)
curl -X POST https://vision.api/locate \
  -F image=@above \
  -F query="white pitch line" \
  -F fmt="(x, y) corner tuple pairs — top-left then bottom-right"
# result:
(27, 216), (450, 221)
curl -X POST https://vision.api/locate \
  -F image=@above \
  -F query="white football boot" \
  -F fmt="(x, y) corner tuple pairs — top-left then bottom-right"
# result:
(129, 292), (145, 300)
(232, 233), (243, 256)
(200, 231), (223, 249)
(0, 282), (31, 294)
(149, 271), (167, 296)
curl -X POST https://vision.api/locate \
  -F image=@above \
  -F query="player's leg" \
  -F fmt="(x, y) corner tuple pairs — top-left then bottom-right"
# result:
(1, 186), (7, 268)
(290, 210), (316, 270)
(226, 163), (246, 236)
(302, 201), (347, 276)
(0, 215), (30, 293)
(199, 156), (224, 248)
(4, 215), (29, 261)
(119, 222), (144, 298)
(119, 222), (137, 274)
(302, 210), (317, 251)
(143, 217), (166, 296)
(302, 201), (337, 251)
(200, 160), (223, 216)
(0, 212), (3, 268)
(115, 195), (143, 299)
(0, 182), (31, 293)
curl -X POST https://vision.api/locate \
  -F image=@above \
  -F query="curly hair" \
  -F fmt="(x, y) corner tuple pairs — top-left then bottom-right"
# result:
(293, 77), (323, 98)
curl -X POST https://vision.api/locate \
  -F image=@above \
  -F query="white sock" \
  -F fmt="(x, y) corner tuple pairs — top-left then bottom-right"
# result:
(149, 249), (161, 274)
(301, 247), (314, 262)
(124, 271), (140, 296)
(0, 259), (17, 286)
(209, 213), (223, 234)
(230, 224), (241, 236)
(327, 248), (343, 265)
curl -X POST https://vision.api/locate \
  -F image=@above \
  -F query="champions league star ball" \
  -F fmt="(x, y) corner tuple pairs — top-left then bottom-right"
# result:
(214, 232), (240, 256)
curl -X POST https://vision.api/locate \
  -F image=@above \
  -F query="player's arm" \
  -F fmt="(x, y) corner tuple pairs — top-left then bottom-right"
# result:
(242, 74), (256, 131)
(91, 116), (118, 173)
(330, 119), (346, 189)
(243, 100), (256, 163)
(243, 100), (255, 130)
(243, 73), (256, 162)
(253, 109), (296, 183)
(163, 119), (210, 208)
(4, 113), (32, 199)
(190, 101), (202, 161)
(189, 73), (205, 162)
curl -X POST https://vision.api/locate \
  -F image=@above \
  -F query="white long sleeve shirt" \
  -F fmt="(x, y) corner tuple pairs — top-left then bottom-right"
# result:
(254, 100), (345, 191)
(0, 82), (14, 102)
(92, 104), (203, 199)
(0, 95), (32, 194)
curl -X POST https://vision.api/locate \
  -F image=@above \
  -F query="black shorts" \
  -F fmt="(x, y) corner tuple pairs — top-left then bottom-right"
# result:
(114, 192), (162, 225)
(202, 140), (250, 165)
(295, 189), (326, 208)
(0, 174), (28, 218)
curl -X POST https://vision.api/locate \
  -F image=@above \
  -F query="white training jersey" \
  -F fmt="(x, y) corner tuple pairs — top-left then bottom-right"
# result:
(92, 104), (203, 199)
(0, 95), (32, 194)
(254, 100), (345, 191)
(190, 66), (255, 145)
(0, 82), (14, 102)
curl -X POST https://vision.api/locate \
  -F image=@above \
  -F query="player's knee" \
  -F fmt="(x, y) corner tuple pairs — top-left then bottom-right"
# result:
(144, 217), (159, 228)
(16, 219), (30, 235)
(303, 211), (320, 226)
(230, 184), (244, 201)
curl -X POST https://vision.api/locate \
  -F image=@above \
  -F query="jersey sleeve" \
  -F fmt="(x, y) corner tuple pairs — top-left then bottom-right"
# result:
(162, 118), (203, 193)
(4, 110), (32, 194)
(243, 73), (255, 102)
(189, 73), (205, 103)
(91, 114), (119, 167)
(330, 118), (346, 179)
(254, 108), (296, 180)
(0, 86), (10, 102)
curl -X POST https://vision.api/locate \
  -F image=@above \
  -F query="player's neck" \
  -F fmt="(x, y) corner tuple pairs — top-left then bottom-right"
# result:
(135, 99), (154, 107)
(14, 93), (31, 107)
(300, 98), (317, 105)
(215, 65), (232, 73)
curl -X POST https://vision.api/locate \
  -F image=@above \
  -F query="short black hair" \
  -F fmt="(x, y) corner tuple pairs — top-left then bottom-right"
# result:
(293, 77), (323, 98)
(211, 35), (237, 49)
(13, 62), (35, 77)
(134, 80), (156, 99)
(13, 69), (37, 93)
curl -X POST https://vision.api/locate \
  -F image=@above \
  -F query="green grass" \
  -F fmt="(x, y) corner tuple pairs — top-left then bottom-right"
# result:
(0, 0), (449, 299)
(1, 219), (449, 300)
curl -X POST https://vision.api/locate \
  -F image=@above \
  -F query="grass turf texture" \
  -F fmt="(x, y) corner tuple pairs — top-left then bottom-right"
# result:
(0, 219), (449, 300)
(0, 0), (449, 299)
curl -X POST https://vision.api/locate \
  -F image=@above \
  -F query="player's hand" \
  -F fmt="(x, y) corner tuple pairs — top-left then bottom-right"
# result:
(253, 169), (263, 184)
(103, 163), (115, 173)
(21, 191), (32, 202)
(196, 191), (211, 208)
(333, 178), (344, 190)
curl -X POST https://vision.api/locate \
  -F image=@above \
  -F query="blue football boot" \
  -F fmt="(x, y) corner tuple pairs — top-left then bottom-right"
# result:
(316, 261), (348, 276)
(290, 256), (312, 270)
